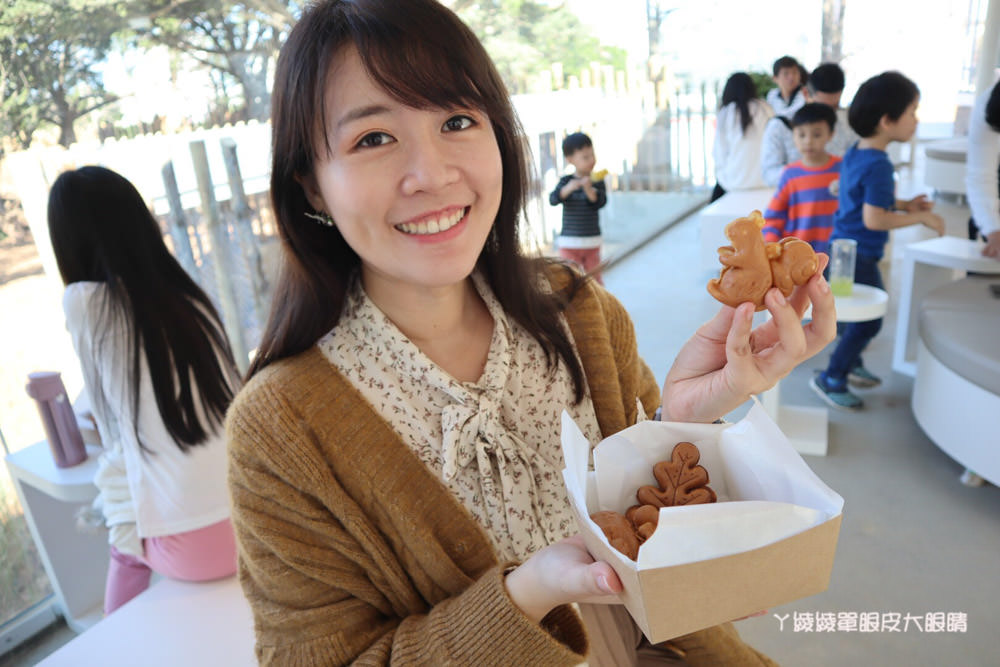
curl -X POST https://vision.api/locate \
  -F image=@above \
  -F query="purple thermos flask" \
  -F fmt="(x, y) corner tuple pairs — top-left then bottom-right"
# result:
(25, 371), (88, 468)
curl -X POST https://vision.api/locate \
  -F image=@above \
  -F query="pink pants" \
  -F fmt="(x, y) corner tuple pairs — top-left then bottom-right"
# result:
(558, 246), (604, 284)
(104, 518), (237, 615)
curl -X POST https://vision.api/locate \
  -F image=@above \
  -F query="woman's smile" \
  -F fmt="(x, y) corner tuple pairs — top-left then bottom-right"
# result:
(395, 206), (469, 237)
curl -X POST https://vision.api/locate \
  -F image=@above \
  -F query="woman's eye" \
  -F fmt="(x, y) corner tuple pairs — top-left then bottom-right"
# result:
(357, 131), (393, 148)
(443, 115), (475, 132)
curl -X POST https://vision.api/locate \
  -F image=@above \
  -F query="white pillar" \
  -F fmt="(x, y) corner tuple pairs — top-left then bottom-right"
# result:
(976, 0), (1000, 96)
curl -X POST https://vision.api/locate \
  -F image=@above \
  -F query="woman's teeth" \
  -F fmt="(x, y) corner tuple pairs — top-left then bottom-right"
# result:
(396, 208), (465, 235)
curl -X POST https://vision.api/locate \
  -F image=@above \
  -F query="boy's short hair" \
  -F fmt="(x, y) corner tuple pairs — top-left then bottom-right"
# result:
(847, 71), (920, 137)
(772, 55), (800, 77)
(809, 63), (845, 94)
(792, 103), (837, 131)
(562, 131), (593, 157)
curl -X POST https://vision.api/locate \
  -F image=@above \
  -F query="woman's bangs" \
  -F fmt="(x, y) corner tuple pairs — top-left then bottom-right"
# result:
(356, 29), (487, 113)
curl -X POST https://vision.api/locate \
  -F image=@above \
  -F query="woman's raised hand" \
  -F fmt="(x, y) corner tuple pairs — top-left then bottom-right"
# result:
(661, 254), (836, 423)
(504, 535), (622, 623)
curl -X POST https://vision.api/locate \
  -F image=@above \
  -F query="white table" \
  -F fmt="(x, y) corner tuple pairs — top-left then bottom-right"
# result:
(762, 284), (890, 457)
(4, 442), (109, 632)
(891, 236), (1000, 377)
(38, 576), (255, 667)
(697, 188), (774, 271)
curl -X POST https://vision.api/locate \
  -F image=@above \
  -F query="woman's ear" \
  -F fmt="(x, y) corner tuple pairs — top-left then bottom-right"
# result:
(295, 172), (327, 213)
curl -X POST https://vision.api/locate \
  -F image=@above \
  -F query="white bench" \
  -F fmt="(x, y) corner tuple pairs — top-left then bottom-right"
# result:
(891, 236), (1000, 377)
(923, 137), (967, 201)
(696, 188), (774, 272)
(912, 276), (1000, 486)
(38, 576), (256, 666)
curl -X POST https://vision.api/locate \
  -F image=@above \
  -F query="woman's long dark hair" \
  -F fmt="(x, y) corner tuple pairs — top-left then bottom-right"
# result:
(721, 72), (758, 135)
(250, 0), (586, 402)
(48, 166), (239, 451)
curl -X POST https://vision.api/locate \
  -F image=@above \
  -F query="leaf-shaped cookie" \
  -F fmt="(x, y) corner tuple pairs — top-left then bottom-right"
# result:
(636, 441), (717, 507)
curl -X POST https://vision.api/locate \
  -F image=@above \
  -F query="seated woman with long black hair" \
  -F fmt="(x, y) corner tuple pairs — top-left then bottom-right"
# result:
(48, 166), (242, 614)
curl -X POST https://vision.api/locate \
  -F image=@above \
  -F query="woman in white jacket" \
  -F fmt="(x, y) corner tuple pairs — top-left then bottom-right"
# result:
(712, 72), (773, 201)
(966, 79), (1000, 258)
(48, 166), (242, 614)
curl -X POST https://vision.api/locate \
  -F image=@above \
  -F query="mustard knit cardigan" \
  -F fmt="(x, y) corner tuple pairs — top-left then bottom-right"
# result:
(226, 276), (772, 666)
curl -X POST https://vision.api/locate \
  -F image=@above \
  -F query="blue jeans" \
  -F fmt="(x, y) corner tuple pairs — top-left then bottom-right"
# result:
(822, 254), (883, 388)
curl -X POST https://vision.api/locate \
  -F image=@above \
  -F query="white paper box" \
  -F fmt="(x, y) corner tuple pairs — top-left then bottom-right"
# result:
(561, 401), (844, 642)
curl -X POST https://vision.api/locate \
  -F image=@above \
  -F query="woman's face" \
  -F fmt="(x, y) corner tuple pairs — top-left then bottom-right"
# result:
(301, 46), (504, 298)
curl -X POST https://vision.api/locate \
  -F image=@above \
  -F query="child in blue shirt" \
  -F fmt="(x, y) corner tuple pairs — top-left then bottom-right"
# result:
(811, 71), (945, 410)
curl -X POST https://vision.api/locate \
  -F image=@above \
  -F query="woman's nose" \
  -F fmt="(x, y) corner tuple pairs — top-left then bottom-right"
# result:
(400, 136), (460, 195)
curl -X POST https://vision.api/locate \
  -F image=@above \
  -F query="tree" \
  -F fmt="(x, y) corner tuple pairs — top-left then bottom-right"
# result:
(645, 1), (677, 85)
(0, 58), (42, 150)
(0, 0), (122, 148)
(821, 0), (846, 63)
(121, 1), (305, 122)
(452, 0), (626, 94)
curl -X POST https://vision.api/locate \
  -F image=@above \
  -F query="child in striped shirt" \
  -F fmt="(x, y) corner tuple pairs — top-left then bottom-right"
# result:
(762, 104), (842, 254)
(549, 132), (608, 283)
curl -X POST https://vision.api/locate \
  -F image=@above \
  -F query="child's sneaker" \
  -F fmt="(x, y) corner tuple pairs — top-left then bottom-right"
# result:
(809, 375), (863, 411)
(848, 365), (882, 388)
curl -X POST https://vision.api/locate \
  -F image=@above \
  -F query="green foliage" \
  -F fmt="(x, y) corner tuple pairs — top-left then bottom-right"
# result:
(749, 70), (776, 100)
(0, 0), (124, 148)
(455, 0), (627, 94)
(0, 483), (52, 626)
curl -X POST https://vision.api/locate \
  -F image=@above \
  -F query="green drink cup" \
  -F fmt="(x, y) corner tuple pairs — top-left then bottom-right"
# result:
(829, 239), (857, 297)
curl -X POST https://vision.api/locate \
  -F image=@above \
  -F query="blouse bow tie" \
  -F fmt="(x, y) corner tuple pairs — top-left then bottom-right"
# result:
(440, 389), (557, 558)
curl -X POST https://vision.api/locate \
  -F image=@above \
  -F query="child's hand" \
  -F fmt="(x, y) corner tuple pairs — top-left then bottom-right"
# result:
(983, 231), (1000, 259)
(901, 194), (933, 212)
(921, 212), (945, 236)
(559, 178), (584, 199)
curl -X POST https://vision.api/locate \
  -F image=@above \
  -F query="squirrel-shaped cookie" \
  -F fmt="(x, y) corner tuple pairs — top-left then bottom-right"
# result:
(707, 210), (818, 310)
(707, 211), (773, 310)
(768, 237), (819, 297)
(590, 510), (640, 560)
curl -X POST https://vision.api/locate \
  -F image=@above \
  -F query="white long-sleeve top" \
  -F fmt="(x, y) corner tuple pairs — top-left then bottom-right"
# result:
(760, 107), (858, 187)
(64, 282), (234, 554)
(766, 86), (806, 117)
(713, 99), (773, 191)
(966, 84), (1000, 237)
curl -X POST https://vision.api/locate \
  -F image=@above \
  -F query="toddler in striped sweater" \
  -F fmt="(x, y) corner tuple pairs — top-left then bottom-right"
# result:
(763, 103), (841, 254)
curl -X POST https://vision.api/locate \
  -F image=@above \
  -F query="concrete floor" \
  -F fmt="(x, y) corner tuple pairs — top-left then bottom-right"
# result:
(604, 183), (1000, 666)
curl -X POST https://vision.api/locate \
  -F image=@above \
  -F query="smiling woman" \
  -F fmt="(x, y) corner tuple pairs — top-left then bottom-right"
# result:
(296, 46), (503, 316)
(224, 1), (836, 665)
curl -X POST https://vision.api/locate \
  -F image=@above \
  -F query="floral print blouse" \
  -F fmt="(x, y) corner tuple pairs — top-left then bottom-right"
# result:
(318, 273), (603, 562)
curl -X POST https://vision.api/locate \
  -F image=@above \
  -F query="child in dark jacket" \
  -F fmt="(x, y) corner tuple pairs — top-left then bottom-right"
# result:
(549, 132), (607, 283)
